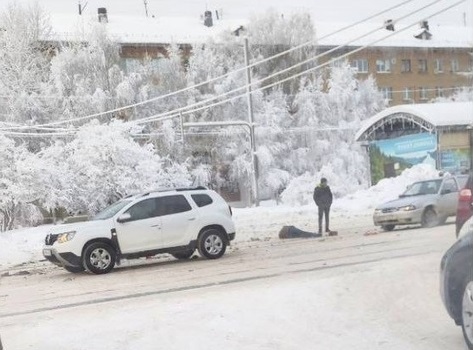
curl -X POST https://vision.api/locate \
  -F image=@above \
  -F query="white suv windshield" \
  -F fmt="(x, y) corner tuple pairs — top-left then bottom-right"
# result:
(92, 200), (132, 220)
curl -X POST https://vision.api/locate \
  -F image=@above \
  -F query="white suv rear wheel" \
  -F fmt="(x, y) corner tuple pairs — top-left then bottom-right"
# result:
(198, 229), (226, 259)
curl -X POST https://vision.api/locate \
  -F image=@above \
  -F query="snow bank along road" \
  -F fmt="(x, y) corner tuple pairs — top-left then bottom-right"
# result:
(0, 217), (467, 349)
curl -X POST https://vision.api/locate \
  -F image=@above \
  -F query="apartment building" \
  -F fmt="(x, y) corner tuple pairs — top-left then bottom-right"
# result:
(316, 21), (472, 105)
(47, 11), (472, 106)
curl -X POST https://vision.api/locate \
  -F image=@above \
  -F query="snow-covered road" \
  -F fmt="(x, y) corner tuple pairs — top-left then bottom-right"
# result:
(0, 217), (466, 349)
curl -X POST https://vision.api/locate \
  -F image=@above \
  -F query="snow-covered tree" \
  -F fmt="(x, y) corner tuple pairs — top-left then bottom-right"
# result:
(433, 87), (473, 103)
(247, 10), (317, 95)
(281, 62), (385, 204)
(0, 135), (45, 231)
(51, 120), (191, 215)
(0, 3), (53, 127)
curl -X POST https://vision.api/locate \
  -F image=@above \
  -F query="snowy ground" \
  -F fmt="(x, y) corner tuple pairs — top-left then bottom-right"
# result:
(0, 219), (465, 349)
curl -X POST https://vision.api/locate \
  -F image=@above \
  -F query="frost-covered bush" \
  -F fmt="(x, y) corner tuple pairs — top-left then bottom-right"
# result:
(53, 120), (192, 214)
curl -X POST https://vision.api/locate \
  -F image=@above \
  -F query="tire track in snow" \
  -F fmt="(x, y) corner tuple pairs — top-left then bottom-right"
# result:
(0, 249), (436, 319)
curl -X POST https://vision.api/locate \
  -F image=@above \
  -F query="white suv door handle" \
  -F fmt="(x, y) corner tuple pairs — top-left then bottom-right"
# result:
(188, 217), (196, 221)
(151, 224), (161, 228)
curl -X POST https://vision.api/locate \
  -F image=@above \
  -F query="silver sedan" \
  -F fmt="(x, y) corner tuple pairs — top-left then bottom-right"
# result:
(373, 175), (467, 231)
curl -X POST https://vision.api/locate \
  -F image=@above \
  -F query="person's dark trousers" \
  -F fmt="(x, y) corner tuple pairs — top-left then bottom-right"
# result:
(318, 206), (330, 233)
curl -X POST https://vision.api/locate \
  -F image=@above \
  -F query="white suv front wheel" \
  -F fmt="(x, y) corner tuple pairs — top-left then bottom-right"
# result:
(198, 229), (227, 259)
(83, 242), (116, 274)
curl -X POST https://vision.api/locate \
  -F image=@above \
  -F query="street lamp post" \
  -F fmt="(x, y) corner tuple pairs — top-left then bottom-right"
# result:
(468, 124), (473, 172)
(243, 37), (259, 206)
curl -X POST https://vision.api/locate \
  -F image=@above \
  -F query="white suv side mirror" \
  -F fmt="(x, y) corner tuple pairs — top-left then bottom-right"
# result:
(117, 213), (132, 223)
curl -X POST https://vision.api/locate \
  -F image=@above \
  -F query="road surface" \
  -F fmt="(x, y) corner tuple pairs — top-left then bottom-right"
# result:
(0, 216), (467, 349)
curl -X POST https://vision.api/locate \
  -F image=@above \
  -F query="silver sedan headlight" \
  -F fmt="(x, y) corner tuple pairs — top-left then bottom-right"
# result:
(399, 205), (416, 211)
(374, 209), (382, 214)
(57, 231), (76, 243)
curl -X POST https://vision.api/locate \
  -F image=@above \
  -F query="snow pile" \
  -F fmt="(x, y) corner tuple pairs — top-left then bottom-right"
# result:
(333, 164), (440, 213)
(280, 164), (439, 210)
(0, 226), (48, 266)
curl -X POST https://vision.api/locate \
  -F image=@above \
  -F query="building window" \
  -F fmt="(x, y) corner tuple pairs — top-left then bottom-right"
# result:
(376, 59), (391, 73)
(124, 58), (142, 73)
(351, 59), (368, 73)
(418, 59), (428, 73)
(419, 87), (429, 100)
(403, 88), (413, 101)
(434, 59), (443, 73)
(435, 87), (445, 98)
(401, 59), (411, 73)
(331, 58), (344, 68)
(451, 59), (459, 72)
(380, 87), (393, 101)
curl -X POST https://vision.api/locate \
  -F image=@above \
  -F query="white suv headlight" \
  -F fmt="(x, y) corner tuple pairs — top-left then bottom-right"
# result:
(57, 231), (76, 243)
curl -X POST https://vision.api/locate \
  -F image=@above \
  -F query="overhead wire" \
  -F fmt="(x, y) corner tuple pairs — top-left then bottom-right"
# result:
(132, 0), (466, 126)
(0, 0), (420, 131)
(0, 0), (467, 136)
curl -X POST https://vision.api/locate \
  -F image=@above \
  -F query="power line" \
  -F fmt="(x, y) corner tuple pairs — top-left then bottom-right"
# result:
(0, 0), (466, 136)
(132, 0), (467, 126)
(0, 0), (420, 131)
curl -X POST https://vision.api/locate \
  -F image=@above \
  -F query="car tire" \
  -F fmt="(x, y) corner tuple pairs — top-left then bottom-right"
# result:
(422, 208), (438, 228)
(438, 216), (448, 225)
(171, 250), (195, 260)
(82, 242), (116, 274)
(462, 279), (473, 350)
(197, 228), (227, 259)
(63, 265), (85, 273)
(382, 224), (395, 231)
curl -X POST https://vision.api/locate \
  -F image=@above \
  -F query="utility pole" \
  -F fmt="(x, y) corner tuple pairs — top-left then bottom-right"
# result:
(243, 37), (259, 206)
(143, 0), (149, 17)
(468, 124), (473, 172)
(78, 1), (88, 15)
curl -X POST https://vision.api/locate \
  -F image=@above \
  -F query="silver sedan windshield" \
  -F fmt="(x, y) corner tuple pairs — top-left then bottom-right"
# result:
(403, 179), (442, 197)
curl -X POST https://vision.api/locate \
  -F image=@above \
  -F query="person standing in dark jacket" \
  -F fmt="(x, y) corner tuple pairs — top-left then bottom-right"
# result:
(313, 178), (333, 235)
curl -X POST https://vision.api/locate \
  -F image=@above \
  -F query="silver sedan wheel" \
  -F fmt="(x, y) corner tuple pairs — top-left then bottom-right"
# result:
(204, 234), (223, 255)
(463, 281), (473, 345)
(89, 247), (112, 270)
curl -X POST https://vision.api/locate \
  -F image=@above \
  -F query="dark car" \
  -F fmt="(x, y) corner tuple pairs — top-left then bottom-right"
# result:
(456, 173), (473, 237)
(440, 224), (473, 349)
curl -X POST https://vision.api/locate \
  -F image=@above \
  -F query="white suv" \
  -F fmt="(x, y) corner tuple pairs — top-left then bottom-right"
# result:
(42, 187), (236, 274)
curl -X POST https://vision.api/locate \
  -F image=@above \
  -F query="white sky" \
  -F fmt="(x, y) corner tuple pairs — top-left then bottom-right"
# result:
(1, 0), (472, 26)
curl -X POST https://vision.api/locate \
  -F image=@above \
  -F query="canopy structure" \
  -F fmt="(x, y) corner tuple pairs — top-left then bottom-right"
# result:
(355, 101), (473, 142)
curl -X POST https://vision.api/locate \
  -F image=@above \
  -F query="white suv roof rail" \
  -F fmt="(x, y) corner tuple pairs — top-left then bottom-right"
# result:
(130, 186), (209, 198)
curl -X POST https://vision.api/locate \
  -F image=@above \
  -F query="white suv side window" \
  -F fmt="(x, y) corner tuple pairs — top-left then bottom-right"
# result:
(125, 198), (159, 221)
(156, 195), (192, 216)
(191, 194), (213, 207)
